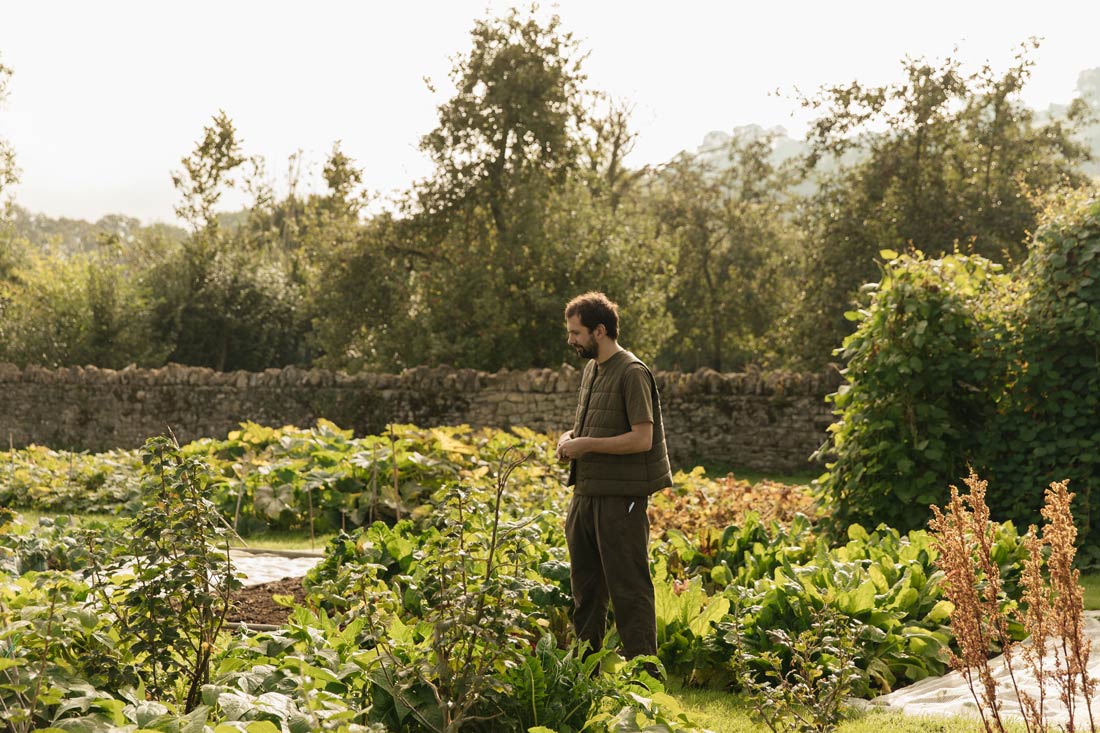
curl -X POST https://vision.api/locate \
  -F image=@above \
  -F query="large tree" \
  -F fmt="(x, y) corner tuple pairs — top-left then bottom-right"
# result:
(148, 113), (310, 371)
(791, 44), (1093, 367)
(650, 131), (800, 371)
(405, 8), (611, 369)
(0, 56), (24, 283)
(0, 56), (16, 211)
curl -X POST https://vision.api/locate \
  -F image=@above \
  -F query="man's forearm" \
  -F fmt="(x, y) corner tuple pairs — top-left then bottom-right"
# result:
(573, 430), (651, 456)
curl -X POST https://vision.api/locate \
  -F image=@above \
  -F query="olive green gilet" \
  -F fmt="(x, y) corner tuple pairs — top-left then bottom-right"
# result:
(568, 349), (673, 497)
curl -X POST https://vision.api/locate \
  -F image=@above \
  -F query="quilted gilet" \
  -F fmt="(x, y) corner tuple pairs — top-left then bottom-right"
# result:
(568, 349), (673, 497)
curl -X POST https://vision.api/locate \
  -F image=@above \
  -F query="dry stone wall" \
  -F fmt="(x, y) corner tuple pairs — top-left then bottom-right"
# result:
(0, 362), (841, 473)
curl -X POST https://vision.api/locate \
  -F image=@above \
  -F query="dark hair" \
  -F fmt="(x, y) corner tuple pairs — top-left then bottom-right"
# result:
(564, 292), (619, 340)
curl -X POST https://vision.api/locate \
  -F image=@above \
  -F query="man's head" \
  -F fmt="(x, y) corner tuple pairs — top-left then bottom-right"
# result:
(565, 292), (619, 360)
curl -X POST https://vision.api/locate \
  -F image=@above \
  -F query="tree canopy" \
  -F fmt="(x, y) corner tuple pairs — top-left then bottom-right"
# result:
(0, 21), (1097, 375)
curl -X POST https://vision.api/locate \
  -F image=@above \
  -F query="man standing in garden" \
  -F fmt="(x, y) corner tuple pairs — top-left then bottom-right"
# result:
(556, 292), (673, 661)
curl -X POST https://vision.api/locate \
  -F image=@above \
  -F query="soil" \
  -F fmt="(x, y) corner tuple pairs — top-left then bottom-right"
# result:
(227, 576), (308, 626)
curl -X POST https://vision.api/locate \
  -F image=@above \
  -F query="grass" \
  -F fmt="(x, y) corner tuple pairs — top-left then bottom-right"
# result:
(1083, 572), (1100, 610)
(671, 686), (1028, 733)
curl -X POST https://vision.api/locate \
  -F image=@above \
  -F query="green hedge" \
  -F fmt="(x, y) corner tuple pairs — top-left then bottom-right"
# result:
(817, 192), (1100, 564)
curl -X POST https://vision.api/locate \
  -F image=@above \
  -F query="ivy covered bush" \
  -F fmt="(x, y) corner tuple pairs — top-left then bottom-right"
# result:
(983, 193), (1100, 564)
(817, 192), (1100, 562)
(815, 251), (1009, 534)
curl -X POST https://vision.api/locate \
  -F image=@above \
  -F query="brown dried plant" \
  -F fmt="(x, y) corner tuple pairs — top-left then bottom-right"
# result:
(1016, 527), (1048, 731)
(1037, 481), (1096, 733)
(930, 471), (1097, 733)
(929, 470), (1015, 733)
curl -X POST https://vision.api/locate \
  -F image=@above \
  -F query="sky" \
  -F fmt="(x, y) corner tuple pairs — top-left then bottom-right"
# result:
(1, 0), (1098, 225)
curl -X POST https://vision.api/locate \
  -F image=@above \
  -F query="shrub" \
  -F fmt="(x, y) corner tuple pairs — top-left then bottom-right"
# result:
(815, 251), (1008, 535)
(818, 193), (1100, 561)
(983, 192), (1100, 564)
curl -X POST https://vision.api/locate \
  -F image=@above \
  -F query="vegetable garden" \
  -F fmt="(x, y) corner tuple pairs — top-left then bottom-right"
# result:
(2, 195), (1098, 732)
(2, 420), (1094, 733)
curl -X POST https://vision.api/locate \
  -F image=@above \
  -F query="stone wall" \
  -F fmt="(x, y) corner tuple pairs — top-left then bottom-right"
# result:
(0, 362), (841, 473)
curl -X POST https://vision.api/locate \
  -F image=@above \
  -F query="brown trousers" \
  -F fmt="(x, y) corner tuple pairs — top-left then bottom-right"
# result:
(565, 494), (657, 659)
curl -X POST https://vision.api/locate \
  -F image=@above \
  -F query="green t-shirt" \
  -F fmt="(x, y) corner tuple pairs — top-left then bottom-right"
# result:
(623, 363), (655, 427)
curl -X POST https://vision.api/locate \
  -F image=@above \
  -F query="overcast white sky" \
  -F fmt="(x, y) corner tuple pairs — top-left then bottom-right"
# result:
(1, 0), (1098, 224)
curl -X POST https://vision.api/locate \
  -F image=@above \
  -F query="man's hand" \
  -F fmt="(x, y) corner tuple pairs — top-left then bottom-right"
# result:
(558, 437), (590, 461)
(556, 430), (574, 461)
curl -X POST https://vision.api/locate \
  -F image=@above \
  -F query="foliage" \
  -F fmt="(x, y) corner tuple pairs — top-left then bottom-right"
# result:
(148, 112), (313, 371)
(2, 421), (813, 541)
(728, 607), (864, 733)
(0, 571), (137, 733)
(4, 37), (1100, 372)
(0, 444), (143, 514)
(814, 251), (1009, 534)
(308, 211), (414, 371)
(184, 421), (567, 535)
(0, 514), (125, 575)
(0, 245), (171, 368)
(817, 193), (1100, 560)
(983, 192), (1100, 564)
(651, 467), (818, 543)
(710, 522), (998, 697)
(93, 435), (241, 712)
(791, 44), (1093, 366)
(4, 420), (1089, 732)
(403, 7), (607, 370)
(649, 129), (801, 370)
(0, 55), (17, 212)
(354, 450), (565, 732)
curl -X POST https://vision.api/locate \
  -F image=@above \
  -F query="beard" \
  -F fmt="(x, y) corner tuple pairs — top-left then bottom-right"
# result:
(575, 342), (598, 360)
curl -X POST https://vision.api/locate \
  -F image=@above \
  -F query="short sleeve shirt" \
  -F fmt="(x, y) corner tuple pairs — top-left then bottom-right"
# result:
(623, 363), (655, 426)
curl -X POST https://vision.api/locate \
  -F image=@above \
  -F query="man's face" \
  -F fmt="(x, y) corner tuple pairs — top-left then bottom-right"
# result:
(566, 315), (599, 360)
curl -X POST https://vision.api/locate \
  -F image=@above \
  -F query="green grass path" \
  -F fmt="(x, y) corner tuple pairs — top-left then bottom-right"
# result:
(671, 686), (1026, 733)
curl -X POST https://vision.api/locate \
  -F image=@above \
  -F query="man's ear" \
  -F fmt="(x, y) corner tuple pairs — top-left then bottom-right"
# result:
(594, 323), (606, 339)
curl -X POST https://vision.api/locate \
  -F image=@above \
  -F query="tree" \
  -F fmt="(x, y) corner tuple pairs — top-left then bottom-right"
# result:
(791, 43), (1093, 367)
(405, 7), (609, 369)
(171, 111), (247, 238)
(0, 55), (23, 283)
(0, 56), (17, 213)
(650, 130), (800, 370)
(149, 113), (310, 370)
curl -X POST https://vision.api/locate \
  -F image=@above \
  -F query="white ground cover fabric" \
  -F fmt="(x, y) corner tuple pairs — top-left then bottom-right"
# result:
(229, 549), (323, 586)
(871, 612), (1100, 724)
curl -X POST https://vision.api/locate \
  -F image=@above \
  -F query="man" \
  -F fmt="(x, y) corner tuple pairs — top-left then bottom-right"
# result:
(556, 291), (673, 660)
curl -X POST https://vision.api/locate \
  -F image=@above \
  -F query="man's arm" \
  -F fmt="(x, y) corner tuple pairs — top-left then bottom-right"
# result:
(559, 421), (652, 459)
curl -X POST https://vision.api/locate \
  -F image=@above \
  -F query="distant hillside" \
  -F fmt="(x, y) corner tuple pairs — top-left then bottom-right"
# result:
(9, 205), (187, 255)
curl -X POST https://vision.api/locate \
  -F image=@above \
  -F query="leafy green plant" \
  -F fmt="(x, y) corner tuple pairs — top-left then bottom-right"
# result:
(476, 634), (613, 733)
(0, 445), (143, 514)
(0, 570), (144, 732)
(727, 605), (864, 733)
(816, 195), (1100, 562)
(653, 567), (730, 685)
(815, 250), (1008, 536)
(707, 520), (1028, 695)
(356, 448), (545, 732)
(93, 435), (241, 712)
(983, 192), (1100, 563)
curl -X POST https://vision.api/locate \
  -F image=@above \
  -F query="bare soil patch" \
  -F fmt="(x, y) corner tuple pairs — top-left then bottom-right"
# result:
(227, 576), (308, 626)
